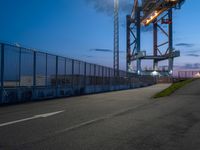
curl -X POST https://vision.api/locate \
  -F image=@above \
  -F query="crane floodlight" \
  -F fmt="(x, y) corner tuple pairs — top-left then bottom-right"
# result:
(141, 0), (185, 26)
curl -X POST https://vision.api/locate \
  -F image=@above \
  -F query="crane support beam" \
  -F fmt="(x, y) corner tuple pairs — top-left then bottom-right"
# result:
(126, 0), (185, 76)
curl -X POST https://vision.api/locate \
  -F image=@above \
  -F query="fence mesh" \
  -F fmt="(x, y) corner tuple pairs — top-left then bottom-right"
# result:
(0, 43), (155, 104)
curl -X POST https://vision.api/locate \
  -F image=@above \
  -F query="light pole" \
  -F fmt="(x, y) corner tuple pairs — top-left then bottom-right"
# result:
(114, 0), (119, 76)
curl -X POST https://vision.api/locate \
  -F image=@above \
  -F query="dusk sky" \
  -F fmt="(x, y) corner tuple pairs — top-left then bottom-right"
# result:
(0, 0), (199, 71)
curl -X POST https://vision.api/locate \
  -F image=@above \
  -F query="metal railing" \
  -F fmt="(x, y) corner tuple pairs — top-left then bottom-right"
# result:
(178, 71), (200, 79)
(0, 43), (155, 104)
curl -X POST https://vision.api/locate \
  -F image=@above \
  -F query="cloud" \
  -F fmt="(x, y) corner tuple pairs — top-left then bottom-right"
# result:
(181, 49), (200, 55)
(90, 48), (126, 54)
(85, 0), (154, 33)
(175, 43), (194, 47)
(185, 63), (200, 69)
(186, 54), (200, 57)
(175, 63), (200, 70)
(85, 0), (133, 16)
(186, 49), (200, 53)
(90, 48), (113, 52)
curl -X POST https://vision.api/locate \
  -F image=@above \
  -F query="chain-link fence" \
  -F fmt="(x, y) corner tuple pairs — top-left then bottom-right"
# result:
(0, 43), (155, 104)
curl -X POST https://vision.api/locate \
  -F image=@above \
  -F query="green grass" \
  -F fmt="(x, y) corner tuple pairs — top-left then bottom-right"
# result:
(153, 78), (195, 98)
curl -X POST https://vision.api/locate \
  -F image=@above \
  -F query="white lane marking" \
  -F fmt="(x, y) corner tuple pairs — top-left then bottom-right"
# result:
(54, 104), (150, 134)
(55, 116), (108, 134)
(0, 110), (65, 127)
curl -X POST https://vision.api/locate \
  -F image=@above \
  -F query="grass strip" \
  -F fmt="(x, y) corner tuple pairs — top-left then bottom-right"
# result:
(153, 78), (195, 98)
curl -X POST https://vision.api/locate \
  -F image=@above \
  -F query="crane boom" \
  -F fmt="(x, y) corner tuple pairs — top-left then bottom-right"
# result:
(131, 0), (138, 19)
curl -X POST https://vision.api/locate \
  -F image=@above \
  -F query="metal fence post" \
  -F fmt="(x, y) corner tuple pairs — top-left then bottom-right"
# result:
(18, 48), (22, 101)
(19, 48), (21, 87)
(64, 58), (67, 87)
(78, 61), (81, 87)
(109, 68), (111, 88)
(89, 64), (91, 77)
(84, 62), (87, 88)
(1, 44), (4, 103)
(56, 56), (58, 96)
(45, 54), (48, 87)
(33, 51), (36, 100)
(94, 65), (96, 86)
(102, 67), (104, 86)
(71, 59), (74, 89)
(89, 64), (92, 86)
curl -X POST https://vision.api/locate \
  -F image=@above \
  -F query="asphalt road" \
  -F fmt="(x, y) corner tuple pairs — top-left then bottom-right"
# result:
(0, 80), (200, 150)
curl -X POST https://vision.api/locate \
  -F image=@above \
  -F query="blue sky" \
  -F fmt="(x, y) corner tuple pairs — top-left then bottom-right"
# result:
(0, 0), (199, 70)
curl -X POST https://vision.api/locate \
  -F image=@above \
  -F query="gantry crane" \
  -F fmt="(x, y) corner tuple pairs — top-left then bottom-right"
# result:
(126, 0), (185, 76)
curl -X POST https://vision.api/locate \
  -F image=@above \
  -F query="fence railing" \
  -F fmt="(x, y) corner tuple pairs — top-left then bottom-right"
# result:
(0, 43), (155, 104)
(178, 71), (200, 79)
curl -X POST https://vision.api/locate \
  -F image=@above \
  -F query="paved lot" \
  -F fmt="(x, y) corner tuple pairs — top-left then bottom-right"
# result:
(0, 80), (199, 150)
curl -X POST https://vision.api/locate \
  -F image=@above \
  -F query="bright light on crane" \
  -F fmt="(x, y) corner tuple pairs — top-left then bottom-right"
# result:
(143, 10), (162, 26)
(151, 70), (159, 76)
(194, 72), (200, 78)
(141, 0), (183, 26)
